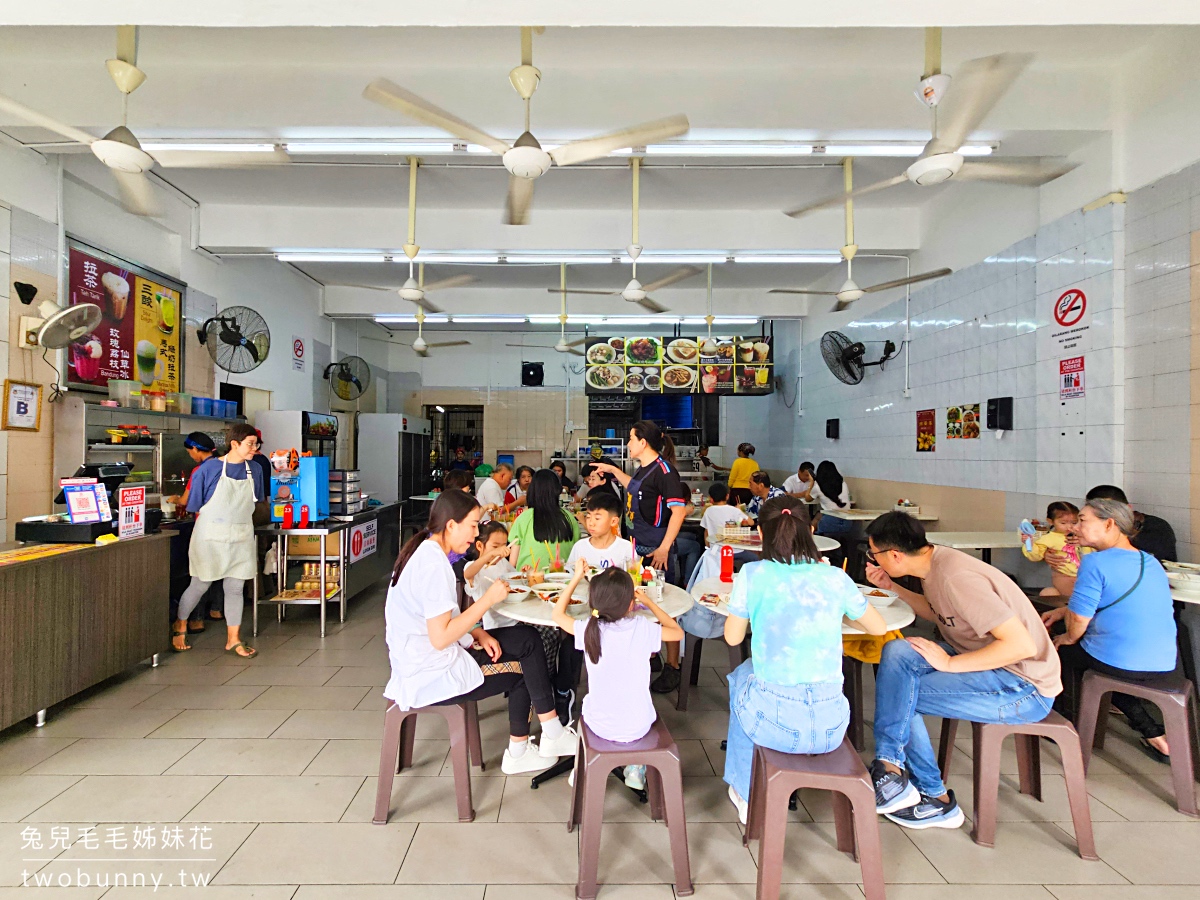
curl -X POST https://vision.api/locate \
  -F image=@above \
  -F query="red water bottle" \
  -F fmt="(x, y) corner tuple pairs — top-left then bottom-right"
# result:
(299, 505), (310, 527)
(282, 504), (294, 529)
(719, 545), (734, 582)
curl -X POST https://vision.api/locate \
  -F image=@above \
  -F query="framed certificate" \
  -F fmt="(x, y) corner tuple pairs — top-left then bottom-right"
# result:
(2, 379), (42, 431)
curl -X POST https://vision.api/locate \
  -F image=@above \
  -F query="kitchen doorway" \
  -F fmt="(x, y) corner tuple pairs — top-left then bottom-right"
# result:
(425, 405), (484, 486)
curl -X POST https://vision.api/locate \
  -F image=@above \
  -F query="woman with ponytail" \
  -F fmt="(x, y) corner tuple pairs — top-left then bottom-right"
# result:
(384, 490), (578, 775)
(720, 496), (888, 823)
(552, 560), (682, 791)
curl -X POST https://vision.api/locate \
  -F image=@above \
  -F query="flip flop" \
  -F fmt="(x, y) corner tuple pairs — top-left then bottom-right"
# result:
(208, 611), (225, 621)
(1139, 737), (1170, 764)
(170, 628), (191, 653)
(226, 642), (257, 659)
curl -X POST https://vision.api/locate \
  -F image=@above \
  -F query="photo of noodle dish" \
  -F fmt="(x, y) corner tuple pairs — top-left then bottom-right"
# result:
(586, 365), (625, 390)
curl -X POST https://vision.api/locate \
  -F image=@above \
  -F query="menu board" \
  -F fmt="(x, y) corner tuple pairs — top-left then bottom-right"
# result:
(66, 240), (184, 392)
(584, 336), (773, 395)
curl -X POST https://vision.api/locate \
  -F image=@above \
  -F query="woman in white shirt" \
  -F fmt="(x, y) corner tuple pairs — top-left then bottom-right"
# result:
(385, 490), (578, 775)
(810, 460), (854, 537)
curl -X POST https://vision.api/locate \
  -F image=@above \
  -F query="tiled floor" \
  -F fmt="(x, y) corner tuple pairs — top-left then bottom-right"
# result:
(2, 582), (1198, 899)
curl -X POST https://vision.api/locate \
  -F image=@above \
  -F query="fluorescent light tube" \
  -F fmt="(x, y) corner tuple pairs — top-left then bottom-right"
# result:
(622, 252), (727, 265)
(374, 314), (448, 324)
(278, 253), (388, 263)
(415, 253), (502, 264)
(712, 317), (760, 325)
(450, 316), (525, 324)
(142, 142), (278, 153)
(504, 254), (617, 265)
(731, 254), (841, 264)
(526, 315), (563, 324)
(819, 142), (994, 157)
(285, 141), (457, 154)
(616, 143), (814, 157)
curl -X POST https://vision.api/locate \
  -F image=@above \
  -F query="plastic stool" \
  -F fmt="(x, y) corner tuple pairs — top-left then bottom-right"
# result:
(677, 631), (747, 711)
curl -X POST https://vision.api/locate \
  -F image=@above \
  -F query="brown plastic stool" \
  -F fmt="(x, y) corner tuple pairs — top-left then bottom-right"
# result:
(843, 656), (866, 751)
(1076, 669), (1199, 816)
(743, 737), (884, 900)
(568, 717), (692, 900)
(677, 632), (748, 711)
(373, 699), (484, 824)
(936, 712), (1097, 857)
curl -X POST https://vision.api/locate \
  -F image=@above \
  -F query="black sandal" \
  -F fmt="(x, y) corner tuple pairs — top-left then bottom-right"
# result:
(187, 621), (205, 634)
(1139, 737), (1170, 764)
(170, 628), (191, 652)
(226, 641), (257, 659)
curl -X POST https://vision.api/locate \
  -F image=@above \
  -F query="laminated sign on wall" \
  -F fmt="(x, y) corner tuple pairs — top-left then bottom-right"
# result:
(1059, 356), (1085, 400)
(349, 519), (377, 562)
(118, 486), (146, 539)
(1049, 288), (1091, 353)
(916, 409), (936, 452)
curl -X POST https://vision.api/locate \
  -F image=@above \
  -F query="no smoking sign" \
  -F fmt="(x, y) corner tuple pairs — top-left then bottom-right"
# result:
(1049, 288), (1090, 353)
(1054, 289), (1087, 328)
(291, 334), (306, 372)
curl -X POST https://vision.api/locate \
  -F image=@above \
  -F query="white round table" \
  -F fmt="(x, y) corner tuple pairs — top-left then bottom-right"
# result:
(715, 534), (840, 553)
(495, 580), (695, 627)
(689, 576), (915, 633)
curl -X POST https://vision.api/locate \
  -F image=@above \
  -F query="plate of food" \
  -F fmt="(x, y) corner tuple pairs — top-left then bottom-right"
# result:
(859, 585), (899, 607)
(544, 572), (573, 583)
(698, 593), (727, 611)
(586, 342), (616, 364)
(644, 373), (661, 391)
(586, 365), (625, 391)
(667, 338), (699, 364)
(608, 336), (626, 355)
(626, 372), (644, 392)
(531, 584), (565, 600)
(625, 336), (661, 364)
(662, 365), (696, 390)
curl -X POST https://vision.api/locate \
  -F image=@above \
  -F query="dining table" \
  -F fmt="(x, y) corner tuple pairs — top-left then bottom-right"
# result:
(688, 576), (916, 632)
(822, 508), (940, 523)
(926, 531), (1025, 564)
(493, 578), (695, 628)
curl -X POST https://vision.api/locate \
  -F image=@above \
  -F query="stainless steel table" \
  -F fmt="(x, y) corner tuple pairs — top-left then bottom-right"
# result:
(254, 519), (352, 637)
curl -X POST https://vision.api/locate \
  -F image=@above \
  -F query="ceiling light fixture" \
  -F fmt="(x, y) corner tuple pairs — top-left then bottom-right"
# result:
(435, 405), (445, 412)
(141, 142), (279, 153)
(284, 141), (458, 155)
(449, 315), (526, 324)
(503, 254), (617, 265)
(621, 251), (727, 265)
(818, 142), (994, 157)
(730, 253), (843, 264)
(278, 253), (388, 263)
(412, 253), (502, 264)
(374, 314), (449, 324)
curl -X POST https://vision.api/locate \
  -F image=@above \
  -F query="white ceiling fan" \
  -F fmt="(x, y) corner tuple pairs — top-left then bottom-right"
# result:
(409, 308), (470, 358)
(0, 27), (289, 218)
(508, 264), (586, 356)
(783, 31), (1076, 219)
(363, 26), (689, 225)
(549, 157), (700, 313)
(771, 158), (951, 311)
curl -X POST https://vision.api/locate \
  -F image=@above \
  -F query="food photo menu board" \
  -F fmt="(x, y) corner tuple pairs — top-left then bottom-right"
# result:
(66, 240), (184, 393)
(584, 336), (773, 395)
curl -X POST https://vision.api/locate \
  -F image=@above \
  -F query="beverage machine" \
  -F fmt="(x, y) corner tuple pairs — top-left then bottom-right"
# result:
(257, 411), (340, 468)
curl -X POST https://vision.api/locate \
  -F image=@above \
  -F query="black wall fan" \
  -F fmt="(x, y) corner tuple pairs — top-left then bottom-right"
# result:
(198, 307), (270, 375)
(820, 331), (898, 385)
(325, 356), (372, 402)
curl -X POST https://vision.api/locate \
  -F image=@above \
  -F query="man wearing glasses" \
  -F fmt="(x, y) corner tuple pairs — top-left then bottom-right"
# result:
(863, 512), (1061, 830)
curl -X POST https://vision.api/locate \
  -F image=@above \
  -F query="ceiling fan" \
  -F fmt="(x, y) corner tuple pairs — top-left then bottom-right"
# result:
(410, 308), (470, 358)
(509, 264), (586, 356)
(363, 26), (689, 225)
(783, 32), (1076, 219)
(771, 158), (951, 311)
(549, 157), (700, 313)
(0, 27), (288, 218)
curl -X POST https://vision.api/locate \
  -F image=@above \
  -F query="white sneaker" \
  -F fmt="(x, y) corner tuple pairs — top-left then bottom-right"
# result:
(727, 784), (748, 826)
(538, 724), (579, 759)
(624, 765), (646, 791)
(501, 742), (554, 775)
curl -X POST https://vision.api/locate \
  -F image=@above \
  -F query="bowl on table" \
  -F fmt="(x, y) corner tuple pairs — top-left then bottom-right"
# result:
(859, 585), (898, 607)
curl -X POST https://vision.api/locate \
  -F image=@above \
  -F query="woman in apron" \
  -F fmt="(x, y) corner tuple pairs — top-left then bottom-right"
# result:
(171, 423), (264, 658)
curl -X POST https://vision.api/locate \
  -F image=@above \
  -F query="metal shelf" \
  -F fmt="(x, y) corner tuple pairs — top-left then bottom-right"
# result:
(89, 444), (155, 452)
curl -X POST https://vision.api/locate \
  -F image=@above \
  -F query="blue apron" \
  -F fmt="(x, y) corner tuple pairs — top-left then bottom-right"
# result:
(625, 461), (679, 579)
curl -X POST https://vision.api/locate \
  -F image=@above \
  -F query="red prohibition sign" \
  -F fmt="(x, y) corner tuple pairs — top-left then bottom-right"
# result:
(293, 338), (305, 359)
(1054, 289), (1087, 328)
(351, 530), (363, 556)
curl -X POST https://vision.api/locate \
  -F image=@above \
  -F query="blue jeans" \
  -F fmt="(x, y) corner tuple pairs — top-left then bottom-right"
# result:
(724, 659), (850, 801)
(674, 532), (704, 587)
(816, 513), (855, 536)
(677, 604), (726, 640)
(873, 639), (1055, 797)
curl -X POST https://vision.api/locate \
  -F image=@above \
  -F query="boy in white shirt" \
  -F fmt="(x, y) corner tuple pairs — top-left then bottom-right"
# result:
(566, 490), (635, 572)
(700, 483), (749, 545)
(782, 461), (815, 498)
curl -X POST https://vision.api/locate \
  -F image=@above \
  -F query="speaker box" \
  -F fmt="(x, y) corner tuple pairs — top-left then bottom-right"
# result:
(521, 362), (544, 387)
(986, 396), (1013, 431)
(826, 418), (840, 440)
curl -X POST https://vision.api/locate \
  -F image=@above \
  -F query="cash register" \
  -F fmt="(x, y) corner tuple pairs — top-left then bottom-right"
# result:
(14, 463), (148, 544)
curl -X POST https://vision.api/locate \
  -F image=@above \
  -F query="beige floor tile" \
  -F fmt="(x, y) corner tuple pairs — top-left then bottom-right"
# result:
(701, 739), (728, 776)
(950, 773), (1125, 823)
(70, 680), (169, 709)
(246, 685), (371, 710)
(496, 769), (659, 823)
(153, 649), (227, 667)
(397, 823), (579, 884)
(0, 738), (77, 775)
(1079, 751), (1197, 821)
(225, 666), (341, 686)
(135, 685), (268, 710)
(685, 775), (801, 823)
(217, 822), (416, 884)
(33, 709), (184, 739)
(0, 821), (75, 886)
(342, 774), (504, 823)
(590, 821), (761, 884)
(1089, 820), (1200, 883)
(103, 888), (298, 900)
(167, 739), (326, 775)
(904, 820), (1125, 883)
(148, 709), (294, 739)
(209, 647), (318, 668)
(653, 709), (732, 740)
(301, 649), (391, 668)
(271, 710), (384, 740)
(26, 739), (201, 776)
(0, 889), (108, 899)
(484, 886), (673, 900)
(676, 739), (718, 776)
(670, 886), (863, 900)
(324, 666), (391, 687)
(947, 731), (1066, 778)
(1048, 888), (1200, 900)
(356, 691), (391, 712)
(295, 888), (483, 900)
(185, 775), (364, 822)
(135, 666), (246, 685)
(0, 775), (81, 820)
(653, 682), (729, 711)
(284, 630), (379, 651)
(882, 887), (1055, 900)
(748, 821), (943, 884)
(306, 739), (446, 777)
(26, 776), (224, 823)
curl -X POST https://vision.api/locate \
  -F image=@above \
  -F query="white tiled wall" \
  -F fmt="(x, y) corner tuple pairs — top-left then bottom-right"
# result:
(0, 204), (9, 541)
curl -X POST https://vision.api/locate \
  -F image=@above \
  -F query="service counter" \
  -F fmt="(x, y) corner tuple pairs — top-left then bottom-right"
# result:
(0, 533), (172, 732)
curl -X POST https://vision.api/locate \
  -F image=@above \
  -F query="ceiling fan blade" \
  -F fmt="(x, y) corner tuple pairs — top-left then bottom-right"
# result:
(362, 79), (510, 155)
(862, 267), (952, 294)
(834, 298), (856, 312)
(563, 337), (588, 348)
(506, 343), (557, 349)
(549, 288), (622, 296)
(956, 158), (1078, 186)
(427, 340), (471, 348)
(924, 53), (1031, 157)
(422, 274), (476, 292)
(567, 348), (586, 357)
(505, 175), (536, 226)
(549, 114), (690, 167)
(112, 169), (161, 217)
(637, 296), (668, 314)
(0, 92), (97, 146)
(641, 266), (702, 293)
(768, 289), (838, 296)
(784, 174), (908, 218)
(149, 147), (291, 168)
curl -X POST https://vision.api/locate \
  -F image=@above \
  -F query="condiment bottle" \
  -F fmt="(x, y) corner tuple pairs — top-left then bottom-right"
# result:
(282, 504), (294, 529)
(299, 505), (310, 527)
(720, 545), (734, 582)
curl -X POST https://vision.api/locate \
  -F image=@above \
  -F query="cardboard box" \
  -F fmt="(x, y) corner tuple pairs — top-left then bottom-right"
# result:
(287, 533), (342, 557)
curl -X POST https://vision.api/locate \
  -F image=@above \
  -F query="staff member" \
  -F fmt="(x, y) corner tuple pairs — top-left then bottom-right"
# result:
(170, 423), (264, 658)
(726, 443), (759, 505)
(166, 432), (219, 632)
(594, 421), (688, 692)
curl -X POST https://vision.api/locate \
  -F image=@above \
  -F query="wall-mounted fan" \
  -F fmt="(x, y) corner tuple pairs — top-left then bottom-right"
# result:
(820, 330), (897, 386)
(18, 299), (102, 350)
(198, 307), (271, 374)
(325, 356), (372, 402)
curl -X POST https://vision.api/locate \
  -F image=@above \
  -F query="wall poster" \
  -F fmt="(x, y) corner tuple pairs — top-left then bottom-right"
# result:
(916, 409), (936, 452)
(584, 335), (773, 395)
(66, 239), (185, 393)
(1059, 356), (1085, 400)
(945, 404), (981, 439)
